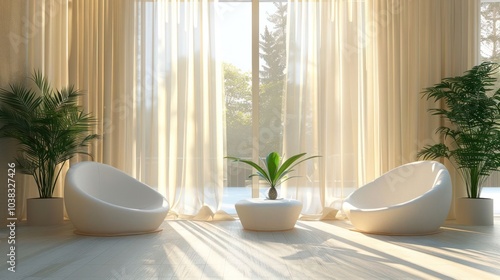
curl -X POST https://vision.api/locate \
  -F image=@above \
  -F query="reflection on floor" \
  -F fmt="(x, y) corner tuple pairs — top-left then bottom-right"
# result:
(0, 217), (499, 279)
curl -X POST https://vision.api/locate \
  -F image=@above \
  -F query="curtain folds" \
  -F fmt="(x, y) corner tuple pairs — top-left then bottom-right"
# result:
(5, 0), (228, 221)
(69, 0), (228, 220)
(0, 0), (30, 223)
(134, 0), (227, 219)
(365, 0), (479, 218)
(283, 0), (366, 219)
(17, 0), (71, 219)
(283, 0), (479, 219)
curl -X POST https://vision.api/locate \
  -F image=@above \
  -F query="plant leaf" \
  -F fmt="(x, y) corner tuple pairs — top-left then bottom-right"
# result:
(225, 156), (271, 185)
(265, 152), (280, 183)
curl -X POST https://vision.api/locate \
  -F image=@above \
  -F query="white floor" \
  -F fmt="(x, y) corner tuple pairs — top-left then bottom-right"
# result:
(1, 217), (499, 280)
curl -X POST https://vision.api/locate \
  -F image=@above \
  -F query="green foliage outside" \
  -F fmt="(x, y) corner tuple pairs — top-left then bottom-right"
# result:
(224, 63), (252, 159)
(259, 2), (287, 156)
(481, 3), (500, 88)
(224, 2), (288, 186)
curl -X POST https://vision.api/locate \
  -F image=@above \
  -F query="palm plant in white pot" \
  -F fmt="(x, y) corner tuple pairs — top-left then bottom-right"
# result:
(0, 71), (98, 225)
(418, 61), (500, 225)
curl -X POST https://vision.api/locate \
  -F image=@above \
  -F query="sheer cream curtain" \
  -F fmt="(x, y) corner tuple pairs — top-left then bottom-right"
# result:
(2, 0), (71, 220)
(0, 0), (31, 223)
(365, 0), (479, 218)
(27, 0), (70, 213)
(283, 0), (479, 219)
(2, 0), (227, 221)
(282, 0), (365, 219)
(68, 0), (136, 172)
(134, 0), (227, 220)
(69, 0), (228, 220)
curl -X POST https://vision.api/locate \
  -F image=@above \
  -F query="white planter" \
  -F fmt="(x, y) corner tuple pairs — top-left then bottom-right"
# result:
(455, 197), (494, 226)
(27, 197), (64, 226)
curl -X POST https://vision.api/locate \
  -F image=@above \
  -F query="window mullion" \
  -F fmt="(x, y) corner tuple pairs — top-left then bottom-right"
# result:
(251, 0), (260, 198)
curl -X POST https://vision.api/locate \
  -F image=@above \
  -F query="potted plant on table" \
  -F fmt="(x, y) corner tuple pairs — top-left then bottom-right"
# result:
(417, 61), (500, 225)
(226, 152), (320, 200)
(0, 71), (98, 226)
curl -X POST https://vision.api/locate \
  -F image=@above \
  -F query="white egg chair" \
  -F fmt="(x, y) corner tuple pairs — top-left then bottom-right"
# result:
(342, 161), (452, 235)
(65, 161), (169, 236)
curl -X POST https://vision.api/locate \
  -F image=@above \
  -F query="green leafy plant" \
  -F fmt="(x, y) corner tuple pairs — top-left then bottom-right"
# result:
(417, 61), (500, 198)
(226, 152), (320, 199)
(0, 71), (98, 198)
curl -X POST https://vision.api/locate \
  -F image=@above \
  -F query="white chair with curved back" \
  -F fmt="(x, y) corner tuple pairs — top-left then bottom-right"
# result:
(65, 161), (169, 236)
(342, 161), (452, 235)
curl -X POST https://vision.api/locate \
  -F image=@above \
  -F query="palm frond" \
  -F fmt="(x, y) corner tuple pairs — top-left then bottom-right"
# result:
(226, 152), (319, 190)
(226, 156), (272, 184)
(419, 61), (500, 198)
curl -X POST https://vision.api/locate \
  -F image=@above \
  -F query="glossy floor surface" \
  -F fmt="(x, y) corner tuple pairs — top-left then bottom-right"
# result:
(0, 218), (499, 280)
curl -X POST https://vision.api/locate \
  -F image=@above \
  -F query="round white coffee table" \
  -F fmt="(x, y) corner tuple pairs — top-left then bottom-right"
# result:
(235, 198), (303, 231)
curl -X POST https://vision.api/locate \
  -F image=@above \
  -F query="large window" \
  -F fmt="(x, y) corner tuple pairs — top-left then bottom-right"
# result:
(480, 1), (500, 195)
(482, 1), (500, 63)
(221, 1), (288, 213)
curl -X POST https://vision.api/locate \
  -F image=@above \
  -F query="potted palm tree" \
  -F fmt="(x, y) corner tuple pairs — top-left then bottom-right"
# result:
(418, 61), (500, 225)
(226, 152), (319, 199)
(0, 71), (98, 225)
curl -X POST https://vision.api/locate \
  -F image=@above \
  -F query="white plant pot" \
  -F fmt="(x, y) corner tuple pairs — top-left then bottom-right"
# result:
(27, 197), (64, 226)
(455, 197), (494, 226)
